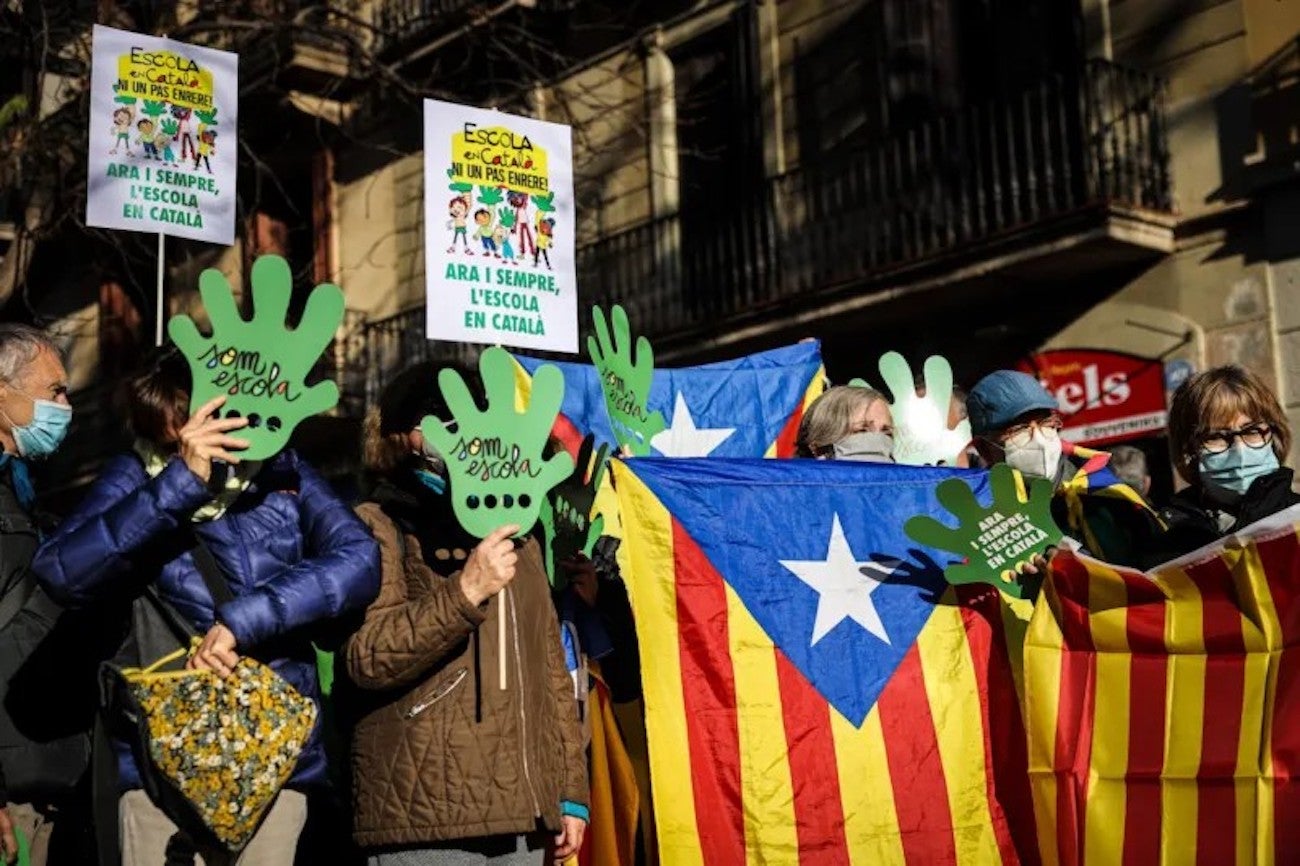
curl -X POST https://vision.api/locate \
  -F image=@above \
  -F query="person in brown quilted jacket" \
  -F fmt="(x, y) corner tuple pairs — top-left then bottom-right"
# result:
(344, 362), (589, 866)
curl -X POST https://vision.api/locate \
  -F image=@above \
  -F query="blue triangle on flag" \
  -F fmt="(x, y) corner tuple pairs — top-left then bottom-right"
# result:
(629, 458), (991, 726)
(515, 341), (823, 457)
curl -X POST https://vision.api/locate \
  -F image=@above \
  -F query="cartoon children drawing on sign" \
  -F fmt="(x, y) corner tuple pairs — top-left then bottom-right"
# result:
(495, 207), (518, 265)
(171, 105), (195, 162)
(110, 106), (133, 155)
(507, 190), (535, 259)
(195, 127), (216, 173)
(137, 119), (158, 159)
(535, 218), (554, 270)
(156, 118), (178, 163)
(475, 208), (497, 257)
(447, 195), (471, 254)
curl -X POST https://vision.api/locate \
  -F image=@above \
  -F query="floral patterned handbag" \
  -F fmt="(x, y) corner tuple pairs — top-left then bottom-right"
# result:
(102, 638), (317, 852)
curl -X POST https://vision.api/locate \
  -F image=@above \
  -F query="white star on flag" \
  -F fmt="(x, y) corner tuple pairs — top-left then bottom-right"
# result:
(779, 514), (892, 646)
(650, 392), (735, 457)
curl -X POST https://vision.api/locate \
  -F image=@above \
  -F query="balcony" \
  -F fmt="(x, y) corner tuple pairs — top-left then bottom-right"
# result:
(580, 60), (1173, 356)
(353, 60), (1173, 403)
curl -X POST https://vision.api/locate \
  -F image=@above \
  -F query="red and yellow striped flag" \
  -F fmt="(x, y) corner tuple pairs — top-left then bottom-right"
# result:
(1027, 512), (1300, 865)
(614, 458), (1039, 865)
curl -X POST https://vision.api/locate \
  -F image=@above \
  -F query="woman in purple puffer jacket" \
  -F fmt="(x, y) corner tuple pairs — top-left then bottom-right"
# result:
(31, 348), (380, 865)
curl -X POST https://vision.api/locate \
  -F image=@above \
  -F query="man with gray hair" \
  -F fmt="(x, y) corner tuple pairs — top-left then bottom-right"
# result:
(1109, 444), (1152, 501)
(0, 324), (74, 864)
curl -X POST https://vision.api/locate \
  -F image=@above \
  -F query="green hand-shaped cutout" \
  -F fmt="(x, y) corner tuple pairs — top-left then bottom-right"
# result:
(904, 463), (1064, 599)
(141, 100), (167, 120)
(447, 167), (473, 194)
(587, 304), (665, 456)
(497, 206), (517, 229)
(168, 254), (344, 460)
(532, 191), (556, 214)
(160, 117), (179, 137)
(539, 433), (610, 586)
(477, 185), (504, 207)
(876, 352), (973, 466)
(421, 347), (574, 539)
(195, 107), (218, 126)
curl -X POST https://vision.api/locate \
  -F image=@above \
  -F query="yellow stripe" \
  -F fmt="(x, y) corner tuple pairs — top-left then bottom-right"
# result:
(724, 584), (800, 865)
(511, 355), (533, 412)
(831, 705), (907, 865)
(915, 599), (1002, 865)
(611, 463), (705, 866)
(1084, 565), (1130, 866)
(1156, 565), (1202, 866)
(1234, 540), (1286, 866)
(1024, 582), (1065, 866)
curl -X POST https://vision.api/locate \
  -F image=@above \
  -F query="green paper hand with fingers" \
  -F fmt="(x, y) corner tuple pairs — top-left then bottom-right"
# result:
(540, 434), (610, 586)
(904, 463), (1064, 599)
(168, 254), (344, 461)
(421, 346), (574, 539)
(588, 304), (665, 456)
(876, 352), (972, 466)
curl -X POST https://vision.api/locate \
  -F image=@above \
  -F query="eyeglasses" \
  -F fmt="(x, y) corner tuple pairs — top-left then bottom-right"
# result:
(1199, 423), (1272, 454)
(999, 417), (1062, 450)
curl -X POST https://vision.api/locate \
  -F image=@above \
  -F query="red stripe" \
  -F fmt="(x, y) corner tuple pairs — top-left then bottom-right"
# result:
(877, 642), (959, 865)
(672, 521), (747, 865)
(774, 651), (851, 866)
(1120, 571), (1168, 866)
(773, 394), (807, 458)
(550, 413), (586, 459)
(1186, 553), (1245, 866)
(958, 586), (1040, 866)
(1252, 527), (1300, 856)
(1049, 553), (1098, 866)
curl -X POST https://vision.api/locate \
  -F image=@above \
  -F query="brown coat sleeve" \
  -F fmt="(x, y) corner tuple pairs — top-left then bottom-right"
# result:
(539, 550), (589, 808)
(344, 503), (487, 690)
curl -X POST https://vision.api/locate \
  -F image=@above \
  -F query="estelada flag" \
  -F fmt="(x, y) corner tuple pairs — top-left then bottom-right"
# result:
(1027, 506), (1300, 866)
(613, 457), (1039, 865)
(513, 341), (825, 458)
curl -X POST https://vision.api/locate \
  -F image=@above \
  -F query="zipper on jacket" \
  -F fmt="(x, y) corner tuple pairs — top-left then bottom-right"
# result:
(404, 668), (468, 719)
(508, 586), (542, 818)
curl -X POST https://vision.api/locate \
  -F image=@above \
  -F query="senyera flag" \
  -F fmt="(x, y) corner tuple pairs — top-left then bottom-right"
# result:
(513, 341), (825, 459)
(613, 457), (1038, 865)
(1028, 506), (1300, 866)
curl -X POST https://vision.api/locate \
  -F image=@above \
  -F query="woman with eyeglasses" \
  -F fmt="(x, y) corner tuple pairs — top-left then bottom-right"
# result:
(1159, 365), (1298, 558)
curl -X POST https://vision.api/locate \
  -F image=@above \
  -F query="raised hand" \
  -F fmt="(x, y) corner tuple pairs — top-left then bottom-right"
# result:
(876, 352), (972, 466)
(168, 254), (344, 460)
(177, 395), (250, 483)
(421, 347), (574, 539)
(588, 304), (665, 456)
(904, 463), (1064, 599)
(540, 434), (609, 585)
(459, 523), (522, 606)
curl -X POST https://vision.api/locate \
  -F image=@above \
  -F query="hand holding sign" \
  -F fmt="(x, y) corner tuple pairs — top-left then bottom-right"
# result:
(540, 434), (610, 585)
(904, 464), (1064, 599)
(168, 254), (343, 461)
(877, 352), (972, 466)
(589, 305), (665, 456)
(421, 346), (573, 539)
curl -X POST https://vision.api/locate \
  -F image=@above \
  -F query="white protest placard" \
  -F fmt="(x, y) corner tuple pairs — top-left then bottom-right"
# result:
(86, 25), (238, 244)
(423, 99), (577, 353)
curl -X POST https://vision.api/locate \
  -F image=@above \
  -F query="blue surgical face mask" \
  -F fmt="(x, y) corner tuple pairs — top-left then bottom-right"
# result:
(4, 397), (72, 459)
(1198, 443), (1279, 505)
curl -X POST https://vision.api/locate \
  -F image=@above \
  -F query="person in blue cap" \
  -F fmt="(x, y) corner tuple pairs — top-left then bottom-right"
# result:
(967, 369), (1162, 568)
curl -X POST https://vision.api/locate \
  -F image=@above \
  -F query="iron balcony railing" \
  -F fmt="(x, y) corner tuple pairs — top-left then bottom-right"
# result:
(356, 60), (1171, 406)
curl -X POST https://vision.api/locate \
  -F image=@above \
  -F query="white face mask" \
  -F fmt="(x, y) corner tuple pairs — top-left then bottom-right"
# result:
(1003, 429), (1063, 480)
(831, 431), (895, 463)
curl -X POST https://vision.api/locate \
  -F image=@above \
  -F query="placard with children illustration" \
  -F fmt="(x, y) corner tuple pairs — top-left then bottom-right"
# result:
(86, 24), (238, 244)
(423, 98), (577, 353)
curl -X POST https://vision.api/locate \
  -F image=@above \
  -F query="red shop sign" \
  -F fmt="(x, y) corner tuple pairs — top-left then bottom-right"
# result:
(1017, 349), (1167, 446)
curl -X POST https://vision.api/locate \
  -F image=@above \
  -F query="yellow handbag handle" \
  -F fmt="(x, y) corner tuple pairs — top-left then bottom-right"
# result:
(120, 638), (203, 682)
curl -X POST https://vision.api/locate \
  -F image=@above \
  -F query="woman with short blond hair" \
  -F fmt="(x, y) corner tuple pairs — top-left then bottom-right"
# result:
(1159, 365), (1298, 557)
(795, 385), (894, 461)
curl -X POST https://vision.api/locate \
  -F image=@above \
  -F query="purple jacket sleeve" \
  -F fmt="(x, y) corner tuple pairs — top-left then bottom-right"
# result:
(215, 459), (380, 648)
(32, 455), (211, 608)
